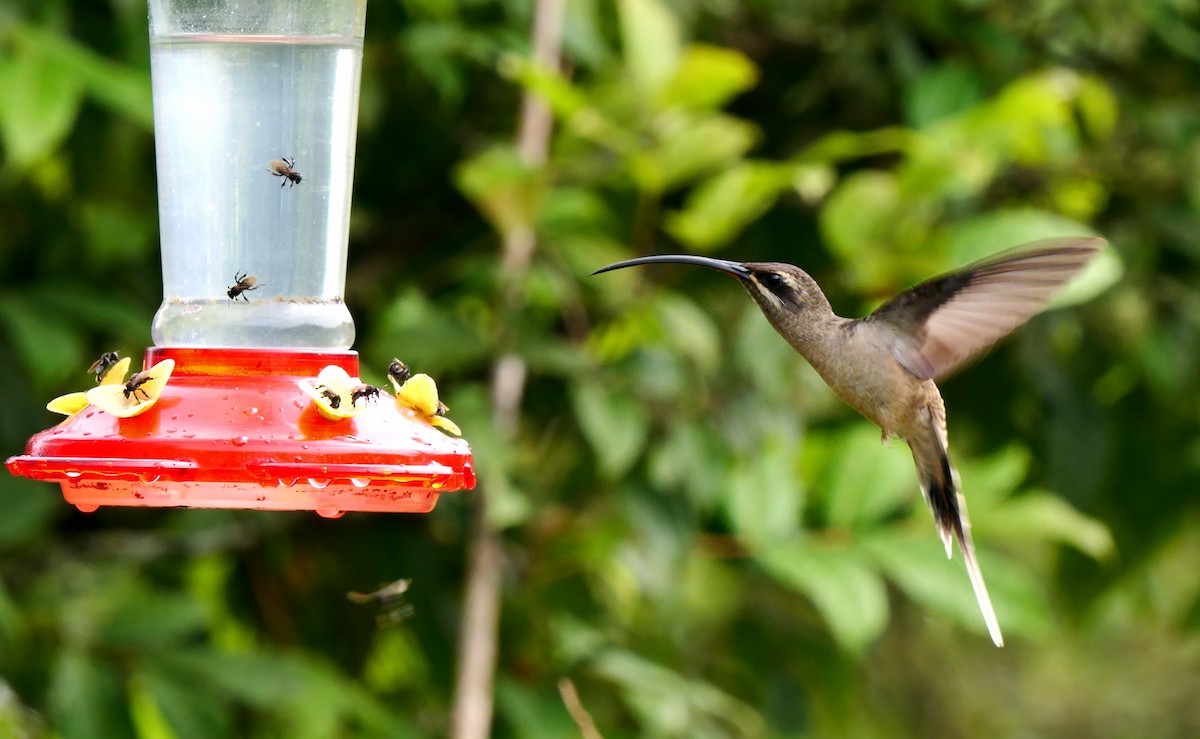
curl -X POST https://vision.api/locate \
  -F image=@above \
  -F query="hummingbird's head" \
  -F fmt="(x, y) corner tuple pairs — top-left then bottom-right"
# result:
(593, 255), (831, 321)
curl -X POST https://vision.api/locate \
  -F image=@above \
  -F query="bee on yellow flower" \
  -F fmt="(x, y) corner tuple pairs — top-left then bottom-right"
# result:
(387, 358), (460, 436)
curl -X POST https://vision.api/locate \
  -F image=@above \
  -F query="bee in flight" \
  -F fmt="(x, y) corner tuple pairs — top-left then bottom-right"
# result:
(123, 372), (153, 402)
(227, 272), (261, 302)
(87, 351), (121, 383)
(268, 157), (302, 188)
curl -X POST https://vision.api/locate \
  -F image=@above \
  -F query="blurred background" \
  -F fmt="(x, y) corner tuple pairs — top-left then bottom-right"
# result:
(1, 0), (1198, 737)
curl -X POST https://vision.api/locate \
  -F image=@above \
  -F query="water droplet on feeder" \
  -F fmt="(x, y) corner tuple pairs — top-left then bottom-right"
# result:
(65, 471), (82, 478)
(349, 477), (369, 488)
(75, 503), (100, 513)
(231, 436), (248, 446)
(308, 478), (330, 489)
(316, 507), (344, 519)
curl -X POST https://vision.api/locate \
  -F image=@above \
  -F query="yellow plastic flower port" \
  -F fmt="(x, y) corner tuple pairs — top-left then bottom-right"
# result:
(297, 365), (365, 421)
(84, 358), (175, 418)
(46, 356), (134, 416)
(389, 370), (461, 437)
(46, 393), (89, 416)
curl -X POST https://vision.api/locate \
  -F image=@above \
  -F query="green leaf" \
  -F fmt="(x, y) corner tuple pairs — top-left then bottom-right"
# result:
(653, 293), (721, 372)
(49, 650), (136, 739)
(630, 114), (758, 193)
(618, 0), (681, 96)
(1076, 75), (1118, 140)
(455, 145), (548, 239)
(133, 664), (231, 739)
(986, 492), (1115, 560)
(450, 386), (532, 529)
(0, 42), (84, 167)
(659, 45), (758, 111)
(807, 424), (916, 528)
(648, 421), (729, 511)
(820, 170), (902, 259)
(14, 24), (152, 128)
(905, 62), (984, 128)
(665, 161), (789, 248)
(724, 432), (803, 544)
(0, 476), (60, 550)
(571, 380), (650, 478)
(864, 530), (1054, 642)
(954, 444), (1030, 509)
(97, 592), (208, 648)
(591, 650), (764, 737)
(0, 293), (86, 389)
(756, 540), (889, 652)
(495, 679), (579, 739)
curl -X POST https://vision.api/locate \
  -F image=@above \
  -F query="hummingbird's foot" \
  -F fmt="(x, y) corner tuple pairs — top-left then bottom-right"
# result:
(880, 428), (894, 448)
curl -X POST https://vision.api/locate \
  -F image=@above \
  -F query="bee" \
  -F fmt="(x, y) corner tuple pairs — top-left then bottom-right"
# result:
(387, 359), (411, 386)
(348, 578), (414, 627)
(87, 351), (121, 383)
(351, 384), (382, 406)
(227, 272), (261, 301)
(268, 157), (302, 188)
(314, 384), (342, 409)
(124, 372), (153, 402)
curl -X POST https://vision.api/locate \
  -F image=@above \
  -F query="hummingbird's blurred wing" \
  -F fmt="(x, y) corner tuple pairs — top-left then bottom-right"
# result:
(865, 237), (1104, 381)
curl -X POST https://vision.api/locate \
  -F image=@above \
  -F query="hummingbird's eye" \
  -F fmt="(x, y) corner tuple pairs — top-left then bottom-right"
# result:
(761, 272), (784, 290)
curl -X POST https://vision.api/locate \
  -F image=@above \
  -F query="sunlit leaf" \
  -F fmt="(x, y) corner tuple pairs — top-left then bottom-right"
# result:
(986, 492), (1115, 560)
(456, 145), (548, 239)
(630, 114), (758, 193)
(666, 161), (789, 248)
(659, 45), (758, 111)
(618, 0), (681, 95)
(131, 665), (230, 739)
(1076, 75), (1118, 140)
(821, 170), (901, 258)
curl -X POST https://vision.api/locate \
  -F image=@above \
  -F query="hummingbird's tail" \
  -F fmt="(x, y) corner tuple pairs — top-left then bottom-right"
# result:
(909, 405), (1004, 647)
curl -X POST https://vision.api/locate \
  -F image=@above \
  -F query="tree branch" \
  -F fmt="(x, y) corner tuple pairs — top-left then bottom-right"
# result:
(448, 1), (565, 737)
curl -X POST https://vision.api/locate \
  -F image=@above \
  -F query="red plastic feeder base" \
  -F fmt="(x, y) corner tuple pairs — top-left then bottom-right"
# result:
(5, 348), (475, 516)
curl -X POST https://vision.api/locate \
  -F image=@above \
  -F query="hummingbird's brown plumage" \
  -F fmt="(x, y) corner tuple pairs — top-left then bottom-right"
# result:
(594, 236), (1105, 646)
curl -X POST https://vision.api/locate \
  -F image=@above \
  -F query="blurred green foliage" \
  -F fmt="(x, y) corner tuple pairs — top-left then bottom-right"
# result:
(2, 0), (1199, 737)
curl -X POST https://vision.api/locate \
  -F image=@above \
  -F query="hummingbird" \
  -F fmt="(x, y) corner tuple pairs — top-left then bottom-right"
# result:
(594, 236), (1104, 646)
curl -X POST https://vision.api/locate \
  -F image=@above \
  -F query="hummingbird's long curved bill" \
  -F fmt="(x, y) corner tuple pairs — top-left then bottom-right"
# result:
(593, 254), (752, 279)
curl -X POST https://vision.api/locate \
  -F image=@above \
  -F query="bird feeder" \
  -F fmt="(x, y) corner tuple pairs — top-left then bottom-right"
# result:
(5, 0), (475, 516)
